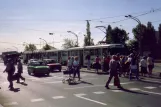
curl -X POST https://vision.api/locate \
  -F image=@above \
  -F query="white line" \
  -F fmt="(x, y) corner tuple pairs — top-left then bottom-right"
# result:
(3, 102), (18, 106)
(52, 96), (65, 99)
(75, 95), (107, 106)
(64, 85), (104, 89)
(31, 98), (44, 102)
(111, 90), (123, 92)
(93, 91), (105, 94)
(44, 81), (62, 84)
(74, 93), (87, 96)
(129, 88), (141, 91)
(144, 86), (157, 89)
(140, 90), (161, 95)
(64, 82), (134, 90)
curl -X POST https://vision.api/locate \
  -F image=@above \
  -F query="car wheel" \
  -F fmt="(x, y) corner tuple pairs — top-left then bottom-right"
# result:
(46, 73), (50, 76)
(59, 69), (61, 72)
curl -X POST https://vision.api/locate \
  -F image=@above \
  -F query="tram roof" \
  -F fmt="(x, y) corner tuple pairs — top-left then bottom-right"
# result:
(68, 44), (124, 50)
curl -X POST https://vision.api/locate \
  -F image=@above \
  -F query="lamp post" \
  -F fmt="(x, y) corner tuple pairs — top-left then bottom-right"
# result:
(49, 32), (55, 47)
(125, 15), (142, 56)
(67, 31), (78, 46)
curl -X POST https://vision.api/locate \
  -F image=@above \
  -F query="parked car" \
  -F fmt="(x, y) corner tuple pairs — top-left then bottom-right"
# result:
(43, 59), (62, 72)
(27, 61), (50, 76)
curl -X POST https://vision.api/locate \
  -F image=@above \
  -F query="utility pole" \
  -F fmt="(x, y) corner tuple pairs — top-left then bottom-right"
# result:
(86, 20), (91, 46)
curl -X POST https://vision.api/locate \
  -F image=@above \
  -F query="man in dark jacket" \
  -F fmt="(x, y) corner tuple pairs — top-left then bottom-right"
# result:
(105, 55), (121, 89)
(17, 59), (25, 83)
(3, 58), (15, 90)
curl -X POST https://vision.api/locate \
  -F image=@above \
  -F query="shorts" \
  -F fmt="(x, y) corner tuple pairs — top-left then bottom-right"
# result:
(141, 67), (147, 74)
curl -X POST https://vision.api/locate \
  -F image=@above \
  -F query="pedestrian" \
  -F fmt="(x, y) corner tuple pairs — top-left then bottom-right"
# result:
(105, 55), (122, 89)
(120, 55), (126, 77)
(16, 59), (25, 83)
(116, 53), (121, 77)
(67, 56), (73, 77)
(86, 54), (91, 70)
(73, 56), (80, 81)
(3, 58), (15, 90)
(140, 56), (147, 77)
(129, 56), (139, 80)
(104, 55), (111, 72)
(95, 56), (101, 74)
(147, 54), (154, 77)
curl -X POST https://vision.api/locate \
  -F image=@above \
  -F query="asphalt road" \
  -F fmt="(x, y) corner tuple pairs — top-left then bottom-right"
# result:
(0, 63), (161, 107)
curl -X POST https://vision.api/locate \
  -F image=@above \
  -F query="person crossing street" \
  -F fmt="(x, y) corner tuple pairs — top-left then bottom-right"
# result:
(16, 59), (25, 83)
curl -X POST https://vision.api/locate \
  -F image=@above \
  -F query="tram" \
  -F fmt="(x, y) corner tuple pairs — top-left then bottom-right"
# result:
(23, 44), (126, 66)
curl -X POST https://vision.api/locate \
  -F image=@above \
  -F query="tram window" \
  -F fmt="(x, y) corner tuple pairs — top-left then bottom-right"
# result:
(62, 52), (67, 56)
(90, 50), (94, 55)
(103, 48), (108, 55)
(95, 49), (101, 55)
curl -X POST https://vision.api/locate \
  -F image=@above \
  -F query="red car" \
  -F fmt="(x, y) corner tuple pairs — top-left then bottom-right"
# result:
(43, 59), (62, 72)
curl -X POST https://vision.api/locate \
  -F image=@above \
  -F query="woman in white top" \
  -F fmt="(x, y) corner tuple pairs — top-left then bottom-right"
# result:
(147, 54), (154, 76)
(129, 56), (139, 80)
(140, 56), (147, 76)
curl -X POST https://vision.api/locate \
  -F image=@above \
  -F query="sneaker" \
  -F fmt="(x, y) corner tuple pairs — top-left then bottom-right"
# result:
(105, 86), (110, 89)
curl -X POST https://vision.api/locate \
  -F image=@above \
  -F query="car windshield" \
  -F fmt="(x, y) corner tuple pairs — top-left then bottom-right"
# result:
(46, 60), (56, 64)
(31, 61), (46, 66)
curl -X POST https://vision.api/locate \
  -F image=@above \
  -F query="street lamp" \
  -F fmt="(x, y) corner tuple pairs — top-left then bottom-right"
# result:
(39, 38), (47, 45)
(67, 31), (78, 46)
(12, 46), (18, 51)
(125, 15), (142, 56)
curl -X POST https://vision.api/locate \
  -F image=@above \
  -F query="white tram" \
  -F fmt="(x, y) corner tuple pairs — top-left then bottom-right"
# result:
(23, 44), (125, 66)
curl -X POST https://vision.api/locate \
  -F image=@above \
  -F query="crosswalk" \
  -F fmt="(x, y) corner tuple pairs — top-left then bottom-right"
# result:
(1, 86), (161, 106)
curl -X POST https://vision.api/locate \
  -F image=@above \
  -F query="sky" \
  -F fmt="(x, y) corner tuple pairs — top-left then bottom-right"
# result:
(1, 0), (161, 53)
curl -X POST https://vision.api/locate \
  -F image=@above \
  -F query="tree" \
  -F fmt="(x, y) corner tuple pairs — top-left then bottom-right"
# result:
(84, 35), (94, 46)
(126, 39), (138, 53)
(24, 44), (37, 51)
(132, 22), (157, 57)
(85, 20), (92, 46)
(42, 44), (54, 50)
(62, 38), (77, 49)
(105, 25), (129, 44)
(158, 24), (161, 58)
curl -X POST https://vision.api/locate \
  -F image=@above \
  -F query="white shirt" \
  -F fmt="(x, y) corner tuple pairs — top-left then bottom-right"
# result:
(73, 60), (79, 66)
(147, 57), (153, 65)
(67, 59), (72, 66)
(140, 59), (147, 67)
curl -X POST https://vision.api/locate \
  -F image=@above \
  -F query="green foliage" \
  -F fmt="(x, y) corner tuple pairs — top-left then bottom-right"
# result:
(84, 35), (94, 46)
(62, 38), (77, 49)
(126, 39), (138, 53)
(24, 44), (37, 51)
(105, 25), (129, 44)
(85, 20), (92, 46)
(43, 44), (53, 50)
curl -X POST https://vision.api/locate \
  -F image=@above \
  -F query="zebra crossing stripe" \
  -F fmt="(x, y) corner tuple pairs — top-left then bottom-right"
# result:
(52, 96), (65, 99)
(144, 86), (157, 89)
(93, 91), (105, 94)
(31, 98), (44, 102)
(3, 102), (18, 106)
(111, 90), (123, 92)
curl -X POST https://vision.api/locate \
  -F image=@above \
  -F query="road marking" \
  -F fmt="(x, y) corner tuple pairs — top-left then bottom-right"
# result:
(52, 96), (65, 99)
(74, 93), (87, 96)
(64, 85), (104, 89)
(144, 86), (157, 89)
(0, 104), (4, 107)
(140, 90), (161, 95)
(75, 94), (107, 106)
(31, 98), (44, 102)
(44, 81), (62, 84)
(93, 91), (105, 94)
(3, 102), (18, 106)
(129, 88), (141, 91)
(142, 79), (161, 84)
(64, 82), (134, 90)
(111, 90), (123, 92)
